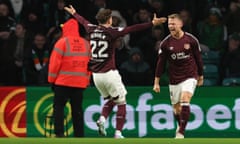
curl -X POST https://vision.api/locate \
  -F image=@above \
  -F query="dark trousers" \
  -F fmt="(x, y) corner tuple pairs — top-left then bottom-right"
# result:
(53, 85), (84, 137)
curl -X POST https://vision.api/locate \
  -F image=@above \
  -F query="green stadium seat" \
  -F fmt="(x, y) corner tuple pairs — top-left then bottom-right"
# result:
(201, 51), (220, 65)
(222, 77), (240, 86)
(203, 64), (219, 79)
(203, 78), (218, 86)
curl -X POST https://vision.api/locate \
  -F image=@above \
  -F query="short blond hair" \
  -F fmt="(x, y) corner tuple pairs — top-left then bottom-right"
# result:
(168, 13), (183, 21)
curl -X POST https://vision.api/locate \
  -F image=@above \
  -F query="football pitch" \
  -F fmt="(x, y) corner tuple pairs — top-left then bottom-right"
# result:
(0, 138), (240, 144)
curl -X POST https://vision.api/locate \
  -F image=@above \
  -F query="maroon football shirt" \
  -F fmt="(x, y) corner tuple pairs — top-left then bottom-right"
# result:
(73, 13), (153, 73)
(155, 32), (203, 84)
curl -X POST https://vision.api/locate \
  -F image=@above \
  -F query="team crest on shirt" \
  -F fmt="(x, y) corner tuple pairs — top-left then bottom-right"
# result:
(184, 43), (190, 49)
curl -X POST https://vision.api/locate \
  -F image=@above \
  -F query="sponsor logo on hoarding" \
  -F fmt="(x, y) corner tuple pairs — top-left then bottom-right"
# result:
(33, 93), (72, 136)
(84, 92), (240, 137)
(0, 88), (26, 137)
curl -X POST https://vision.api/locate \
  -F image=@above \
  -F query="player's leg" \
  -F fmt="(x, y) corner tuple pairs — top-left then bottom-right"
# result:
(113, 96), (126, 139)
(101, 99), (116, 120)
(169, 85), (181, 134)
(173, 103), (181, 131)
(108, 70), (127, 138)
(96, 99), (116, 136)
(92, 72), (110, 136)
(177, 78), (197, 138)
(178, 91), (192, 137)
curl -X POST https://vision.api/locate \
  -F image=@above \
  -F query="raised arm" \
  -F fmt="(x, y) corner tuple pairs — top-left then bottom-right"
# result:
(64, 5), (91, 32)
(115, 14), (167, 37)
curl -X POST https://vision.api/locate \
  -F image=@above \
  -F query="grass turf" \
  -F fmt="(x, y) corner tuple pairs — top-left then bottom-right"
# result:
(0, 138), (240, 144)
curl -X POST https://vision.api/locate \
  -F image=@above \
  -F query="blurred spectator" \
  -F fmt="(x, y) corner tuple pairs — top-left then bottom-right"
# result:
(120, 47), (153, 86)
(132, 5), (151, 24)
(152, 24), (165, 47)
(24, 33), (49, 85)
(152, 25), (165, 42)
(220, 32), (240, 81)
(111, 10), (130, 69)
(115, 37), (130, 69)
(85, 0), (107, 24)
(179, 9), (193, 34)
(47, 0), (70, 38)
(208, 0), (231, 16)
(0, 2), (16, 83)
(131, 7), (165, 70)
(223, 1), (240, 35)
(8, 0), (24, 22)
(148, 0), (168, 17)
(48, 27), (62, 54)
(111, 10), (127, 27)
(1, 23), (33, 85)
(111, 10), (130, 49)
(197, 7), (228, 52)
(107, 0), (143, 25)
(137, 24), (165, 70)
(0, 2), (16, 40)
(130, 6), (152, 47)
(21, 0), (45, 34)
(0, 0), (13, 16)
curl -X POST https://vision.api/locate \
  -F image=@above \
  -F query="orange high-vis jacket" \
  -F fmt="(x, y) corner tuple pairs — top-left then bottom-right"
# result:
(48, 18), (91, 88)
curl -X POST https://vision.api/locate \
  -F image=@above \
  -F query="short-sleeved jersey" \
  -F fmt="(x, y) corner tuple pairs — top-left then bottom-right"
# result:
(155, 32), (203, 84)
(73, 13), (152, 73)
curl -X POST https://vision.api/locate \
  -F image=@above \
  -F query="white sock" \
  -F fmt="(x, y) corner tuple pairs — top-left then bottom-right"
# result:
(99, 115), (106, 123)
(115, 130), (121, 135)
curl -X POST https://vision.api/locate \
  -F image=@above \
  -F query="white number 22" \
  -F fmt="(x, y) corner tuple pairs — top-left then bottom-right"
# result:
(90, 40), (108, 58)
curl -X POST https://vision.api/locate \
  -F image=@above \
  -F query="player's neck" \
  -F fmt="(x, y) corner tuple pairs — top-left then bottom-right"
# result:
(172, 30), (184, 39)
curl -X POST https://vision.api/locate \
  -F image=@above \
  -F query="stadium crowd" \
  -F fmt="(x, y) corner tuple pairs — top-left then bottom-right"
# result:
(0, 0), (240, 86)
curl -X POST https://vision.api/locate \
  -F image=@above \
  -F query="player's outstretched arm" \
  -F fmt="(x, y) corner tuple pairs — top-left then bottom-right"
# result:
(152, 13), (167, 26)
(116, 15), (166, 37)
(64, 5), (76, 15)
(153, 77), (161, 93)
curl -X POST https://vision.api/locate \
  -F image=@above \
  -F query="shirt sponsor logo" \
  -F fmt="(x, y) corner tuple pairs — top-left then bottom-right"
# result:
(171, 52), (190, 60)
(171, 53), (177, 60)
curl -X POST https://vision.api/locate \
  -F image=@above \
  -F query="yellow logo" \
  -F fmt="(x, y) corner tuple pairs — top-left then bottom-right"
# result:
(0, 88), (26, 137)
(33, 93), (73, 136)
